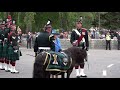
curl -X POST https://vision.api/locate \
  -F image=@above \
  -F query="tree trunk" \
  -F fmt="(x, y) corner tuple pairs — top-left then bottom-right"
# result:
(17, 12), (20, 25)
(4, 12), (7, 19)
(26, 25), (29, 33)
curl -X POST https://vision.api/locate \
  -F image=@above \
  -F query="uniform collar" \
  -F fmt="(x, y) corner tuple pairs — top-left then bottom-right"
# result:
(77, 28), (82, 32)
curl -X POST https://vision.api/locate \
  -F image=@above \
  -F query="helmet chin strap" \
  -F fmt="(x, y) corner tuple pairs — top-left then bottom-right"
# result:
(46, 29), (51, 34)
(47, 20), (50, 25)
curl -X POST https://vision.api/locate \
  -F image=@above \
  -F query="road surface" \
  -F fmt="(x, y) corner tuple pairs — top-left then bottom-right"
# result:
(0, 47), (120, 78)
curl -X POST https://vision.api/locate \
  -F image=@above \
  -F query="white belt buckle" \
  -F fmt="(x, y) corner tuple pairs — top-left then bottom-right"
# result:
(38, 47), (50, 50)
(4, 38), (7, 40)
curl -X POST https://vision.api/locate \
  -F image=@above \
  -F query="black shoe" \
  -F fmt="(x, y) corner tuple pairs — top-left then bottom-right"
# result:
(76, 76), (80, 78)
(11, 72), (19, 74)
(0, 69), (5, 70)
(5, 70), (10, 72)
(80, 75), (87, 77)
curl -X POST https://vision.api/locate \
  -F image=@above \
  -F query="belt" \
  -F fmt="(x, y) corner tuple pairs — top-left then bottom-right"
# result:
(4, 38), (8, 40)
(38, 47), (50, 50)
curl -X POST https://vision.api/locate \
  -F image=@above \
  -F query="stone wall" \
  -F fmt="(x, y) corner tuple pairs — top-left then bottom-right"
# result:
(58, 39), (118, 50)
(21, 38), (118, 50)
(89, 39), (118, 50)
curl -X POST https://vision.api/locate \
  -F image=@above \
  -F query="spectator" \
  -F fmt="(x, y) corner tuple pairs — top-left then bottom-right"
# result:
(26, 32), (33, 49)
(117, 32), (120, 50)
(59, 32), (64, 39)
(105, 32), (111, 50)
(52, 29), (62, 52)
(63, 32), (68, 39)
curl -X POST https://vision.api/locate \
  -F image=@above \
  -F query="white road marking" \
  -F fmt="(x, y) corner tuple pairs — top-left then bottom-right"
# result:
(102, 64), (114, 77)
(107, 64), (114, 68)
(102, 70), (107, 76)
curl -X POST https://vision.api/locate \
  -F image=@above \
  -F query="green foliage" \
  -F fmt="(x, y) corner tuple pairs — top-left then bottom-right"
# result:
(24, 12), (36, 32)
(34, 12), (60, 32)
(101, 12), (120, 30)
(1, 12), (119, 33)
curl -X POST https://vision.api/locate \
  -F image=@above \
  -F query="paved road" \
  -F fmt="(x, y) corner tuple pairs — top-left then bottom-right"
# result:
(0, 47), (120, 78)
(0, 48), (34, 78)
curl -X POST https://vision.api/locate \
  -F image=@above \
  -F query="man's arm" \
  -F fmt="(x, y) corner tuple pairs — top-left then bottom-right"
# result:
(49, 34), (55, 51)
(34, 36), (38, 53)
(70, 31), (75, 44)
(84, 30), (89, 50)
(57, 38), (62, 52)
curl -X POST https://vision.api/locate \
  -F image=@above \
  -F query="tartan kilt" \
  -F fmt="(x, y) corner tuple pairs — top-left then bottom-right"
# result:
(0, 43), (3, 58)
(2, 44), (8, 58)
(78, 42), (85, 48)
(7, 45), (20, 61)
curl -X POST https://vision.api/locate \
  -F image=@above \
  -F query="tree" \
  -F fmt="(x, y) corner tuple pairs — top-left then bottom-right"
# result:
(101, 12), (120, 30)
(34, 12), (60, 32)
(59, 12), (69, 31)
(67, 12), (95, 30)
(0, 12), (8, 20)
(24, 12), (36, 33)
(91, 12), (100, 28)
(1, 12), (107, 32)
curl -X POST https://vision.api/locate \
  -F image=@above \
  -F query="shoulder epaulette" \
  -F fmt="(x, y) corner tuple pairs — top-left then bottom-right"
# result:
(36, 35), (38, 37)
(49, 34), (54, 38)
(36, 32), (41, 37)
(49, 34), (54, 41)
(82, 28), (87, 30)
(72, 29), (77, 31)
(82, 28), (87, 32)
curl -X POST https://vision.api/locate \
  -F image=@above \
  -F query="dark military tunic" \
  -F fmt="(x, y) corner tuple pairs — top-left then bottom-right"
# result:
(8, 32), (20, 61)
(34, 31), (55, 53)
(4, 28), (10, 39)
(70, 28), (89, 50)
(2, 28), (10, 59)
(0, 29), (5, 42)
(0, 40), (3, 58)
(0, 29), (3, 58)
(117, 33), (120, 50)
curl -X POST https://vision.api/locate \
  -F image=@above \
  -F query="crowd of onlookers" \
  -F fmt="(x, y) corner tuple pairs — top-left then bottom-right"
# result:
(88, 28), (120, 50)
(20, 31), (71, 49)
(20, 27), (120, 50)
(88, 28), (119, 40)
(59, 31), (70, 39)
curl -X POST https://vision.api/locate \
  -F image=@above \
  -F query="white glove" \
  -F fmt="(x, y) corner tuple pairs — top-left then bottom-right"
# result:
(14, 50), (18, 53)
(72, 40), (78, 46)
